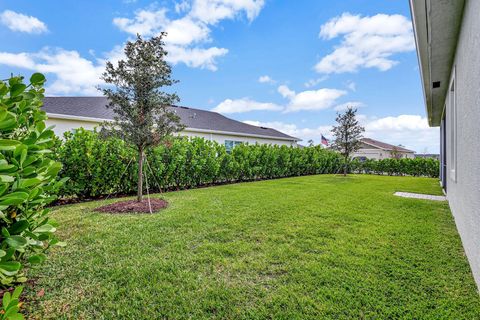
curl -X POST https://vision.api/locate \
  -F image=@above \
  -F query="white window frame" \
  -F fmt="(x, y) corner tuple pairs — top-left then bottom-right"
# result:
(449, 67), (457, 182)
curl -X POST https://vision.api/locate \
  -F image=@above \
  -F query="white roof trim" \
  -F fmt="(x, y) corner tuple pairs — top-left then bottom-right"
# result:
(46, 112), (300, 142)
(46, 113), (112, 123)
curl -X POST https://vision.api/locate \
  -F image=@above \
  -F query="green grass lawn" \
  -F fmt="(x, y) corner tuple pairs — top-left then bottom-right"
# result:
(26, 175), (479, 319)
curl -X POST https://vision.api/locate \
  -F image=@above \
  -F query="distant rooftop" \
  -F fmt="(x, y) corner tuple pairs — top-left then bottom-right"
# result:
(361, 138), (415, 153)
(42, 96), (299, 141)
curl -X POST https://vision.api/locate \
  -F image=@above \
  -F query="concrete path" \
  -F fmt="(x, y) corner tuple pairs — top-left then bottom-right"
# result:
(394, 192), (447, 201)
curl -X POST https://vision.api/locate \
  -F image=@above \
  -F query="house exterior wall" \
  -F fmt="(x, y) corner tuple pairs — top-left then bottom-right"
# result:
(45, 117), (297, 147)
(443, 0), (480, 286)
(45, 118), (98, 137)
(352, 147), (415, 160)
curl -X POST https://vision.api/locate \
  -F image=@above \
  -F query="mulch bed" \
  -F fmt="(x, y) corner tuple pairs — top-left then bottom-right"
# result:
(94, 199), (168, 214)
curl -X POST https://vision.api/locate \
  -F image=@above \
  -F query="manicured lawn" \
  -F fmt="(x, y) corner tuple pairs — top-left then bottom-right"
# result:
(26, 175), (479, 319)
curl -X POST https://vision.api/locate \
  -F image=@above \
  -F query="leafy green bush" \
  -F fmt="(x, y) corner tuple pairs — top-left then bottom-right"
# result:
(56, 130), (439, 199)
(0, 74), (65, 288)
(57, 131), (344, 198)
(0, 286), (23, 320)
(351, 157), (439, 178)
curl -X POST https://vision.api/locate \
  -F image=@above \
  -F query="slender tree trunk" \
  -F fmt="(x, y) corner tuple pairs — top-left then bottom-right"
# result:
(343, 154), (348, 177)
(137, 147), (144, 202)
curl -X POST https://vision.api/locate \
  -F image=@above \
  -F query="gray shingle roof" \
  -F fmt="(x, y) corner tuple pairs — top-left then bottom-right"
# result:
(42, 97), (299, 141)
(361, 138), (414, 153)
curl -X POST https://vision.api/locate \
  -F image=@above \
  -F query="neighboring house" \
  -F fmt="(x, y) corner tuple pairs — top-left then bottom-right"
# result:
(41, 97), (299, 150)
(352, 138), (415, 160)
(410, 0), (480, 286)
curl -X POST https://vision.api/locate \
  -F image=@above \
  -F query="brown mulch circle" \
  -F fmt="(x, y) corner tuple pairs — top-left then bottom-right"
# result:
(94, 199), (168, 214)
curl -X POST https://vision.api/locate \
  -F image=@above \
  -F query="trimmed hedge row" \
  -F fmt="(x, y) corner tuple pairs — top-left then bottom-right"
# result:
(350, 157), (439, 178)
(56, 129), (344, 198)
(55, 129), (440, 199)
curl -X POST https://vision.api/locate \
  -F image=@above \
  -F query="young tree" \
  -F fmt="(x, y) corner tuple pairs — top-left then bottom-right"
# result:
(100, 33), (184, 202)
(391, 146), (402, 159)
(331, 107), (364, 176)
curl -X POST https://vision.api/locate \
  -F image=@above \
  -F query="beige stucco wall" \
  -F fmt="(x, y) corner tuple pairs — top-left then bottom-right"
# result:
(45, 117), (297, 147)
(45, 118), (99, 138)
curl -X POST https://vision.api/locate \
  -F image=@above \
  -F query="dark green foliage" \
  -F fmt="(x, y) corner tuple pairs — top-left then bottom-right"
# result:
(1, 286), (23, 320)
(349, 157), (440, 177)
(331, 107), (364, 175)
(0, 74), (65, 288)
(100, 34), (184, 201)
(56, 130), (440, 199)
(56, 130), (344, 198)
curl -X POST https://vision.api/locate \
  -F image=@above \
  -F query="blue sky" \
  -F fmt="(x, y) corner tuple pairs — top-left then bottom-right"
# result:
(0, 0), (439, 152)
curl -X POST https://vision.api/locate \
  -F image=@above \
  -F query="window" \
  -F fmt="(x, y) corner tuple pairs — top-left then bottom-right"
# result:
(449, 70), (457, 181)
(225, 140), (242, 152)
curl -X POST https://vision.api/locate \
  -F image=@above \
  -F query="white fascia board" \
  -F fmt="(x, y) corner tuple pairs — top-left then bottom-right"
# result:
(46, 113), (112, 123)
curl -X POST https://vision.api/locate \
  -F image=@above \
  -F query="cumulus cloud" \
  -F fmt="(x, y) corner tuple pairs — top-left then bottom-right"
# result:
(245, 114), (439, 152)
(315, 13), (415, 74)
(212, 98), (282, 113)
(113, 0), (265, 70)
(215, 83), (350, 114)
(244, 120), (332, 144)
(258, 75), (275, 84)
(189, 0), (264, 24)
(277, 85), (295, 99)
(0, 10), (48, 34)
(279, 85), (347, 112)
(362, 114), (439, 152)
(0, 48), (105, 95)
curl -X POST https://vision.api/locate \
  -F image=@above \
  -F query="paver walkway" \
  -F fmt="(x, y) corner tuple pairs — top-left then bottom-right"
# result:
(394, 192), (446, 201)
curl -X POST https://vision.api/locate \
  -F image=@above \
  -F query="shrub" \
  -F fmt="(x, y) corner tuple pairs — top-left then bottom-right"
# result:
(57, 132), (344, 198)
(354, 157), (439, 178)
(0, 74), (65, 288)
(56, 130), (440, 200)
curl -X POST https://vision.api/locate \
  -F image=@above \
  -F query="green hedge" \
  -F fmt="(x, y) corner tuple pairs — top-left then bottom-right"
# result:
(56, 129), (344, 198)
(56, 129), (440, 199)
(350, 157), (439, 178)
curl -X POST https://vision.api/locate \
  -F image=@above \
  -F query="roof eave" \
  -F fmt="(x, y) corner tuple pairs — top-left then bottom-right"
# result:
(410, 0), (465, 127)
(46, 113), (300, 142)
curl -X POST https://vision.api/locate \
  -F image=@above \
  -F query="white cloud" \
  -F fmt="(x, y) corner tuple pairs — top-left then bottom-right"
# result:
(0, 10), (48, 34)
(189, 0), (265, 24)
(244, 120), (332, 144)
(0, 48), (105, 95)
(0, 52), (36, 69)
(212, 98), (282, 113)
(216, 84), (349, 114)
(277, 85), (295, 99)
(175, 1), (191, 14)
(113, 9), (169, 37)
(315, 13), (415, 74)
(279, 85), (347, 112)
(245, 114), (439, 152)
(304, 76), (328, 88)
(258, 75), (275, 84)
(166, 46), (228, 71)
(362, 115), (439, 153)
(113, 0), (265, 71)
